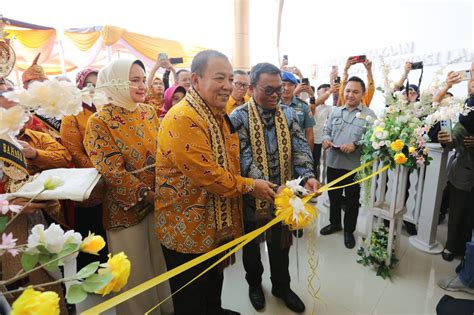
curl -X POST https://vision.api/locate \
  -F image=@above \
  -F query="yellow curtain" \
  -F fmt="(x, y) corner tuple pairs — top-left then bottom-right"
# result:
(121, 30), (207, 67)
(101, 25), (125, 46)
(6, 29), (56, 49)
(63, 31), (101, 51)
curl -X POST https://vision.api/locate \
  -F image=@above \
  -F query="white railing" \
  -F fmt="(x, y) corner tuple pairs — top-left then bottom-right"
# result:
(319, 143), (449, 256)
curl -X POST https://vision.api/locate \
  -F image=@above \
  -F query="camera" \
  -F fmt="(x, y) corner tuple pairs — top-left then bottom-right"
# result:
(301, 78), (309, 85)
(411, 61), (423, 70)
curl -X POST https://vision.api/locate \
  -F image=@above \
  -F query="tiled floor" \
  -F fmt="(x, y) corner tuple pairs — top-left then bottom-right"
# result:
(221, 192), (473, 315)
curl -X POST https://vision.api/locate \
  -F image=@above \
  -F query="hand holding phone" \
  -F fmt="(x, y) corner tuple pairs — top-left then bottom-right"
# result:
(158, 53), (168, 61)
(440, 120), (452, 142)
(350, 55), (367, 64)
(301, 78), (309, 85)
(457, 70), (472, 81)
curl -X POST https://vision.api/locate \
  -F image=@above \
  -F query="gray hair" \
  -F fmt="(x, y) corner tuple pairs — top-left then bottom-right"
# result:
(191, 50), (229, 77)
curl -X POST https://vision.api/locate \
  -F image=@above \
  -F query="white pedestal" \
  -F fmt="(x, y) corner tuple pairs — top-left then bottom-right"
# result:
(409, 143), (447, 254)
(409, 235), (443, 254)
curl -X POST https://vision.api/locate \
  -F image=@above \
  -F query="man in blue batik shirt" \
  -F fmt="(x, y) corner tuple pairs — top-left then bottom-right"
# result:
(230, 63), (320, 314)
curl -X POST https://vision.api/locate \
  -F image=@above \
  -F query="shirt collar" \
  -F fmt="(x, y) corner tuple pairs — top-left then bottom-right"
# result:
(343, 103), (363, 112)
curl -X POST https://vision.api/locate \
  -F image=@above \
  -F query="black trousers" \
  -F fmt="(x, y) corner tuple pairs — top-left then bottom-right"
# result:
(242, 220), (290, 290)
(161, 245), (224, 315)
(74, 204), (108, 269)
(327, 167), (361, 233)
(445, 186), (474, 254)
(312, 143), (323, 179)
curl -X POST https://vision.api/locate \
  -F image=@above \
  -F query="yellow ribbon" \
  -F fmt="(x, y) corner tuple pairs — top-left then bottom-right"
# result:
(82, 160), (380, 314)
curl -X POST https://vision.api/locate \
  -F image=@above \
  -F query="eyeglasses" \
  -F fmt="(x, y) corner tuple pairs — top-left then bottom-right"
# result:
(257, 85), (284, 96)
(233, 82), (249, 89)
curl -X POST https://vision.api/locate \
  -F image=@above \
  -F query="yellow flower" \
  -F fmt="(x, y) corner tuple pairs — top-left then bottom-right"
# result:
(274, 187), (317, 230)
(81, 233), (106, 255)
(390, 139), (405, 152)
(394, 153), (408, 165)
(43, 176), (64, 190)
(409, 146), (416, 154)
(96, 252), (131, 296)
(11, 287), (60, 315)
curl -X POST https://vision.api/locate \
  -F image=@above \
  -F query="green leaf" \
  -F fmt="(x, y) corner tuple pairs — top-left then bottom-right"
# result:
(66, 284), (87, 304)
(0, 217), (8, 234)
(76, 262), (100, 279)
(59, 243), (80, 260)
(21, 252), (39, 271)
(82, 273), (113, 293)
(39, 253), (59, 272)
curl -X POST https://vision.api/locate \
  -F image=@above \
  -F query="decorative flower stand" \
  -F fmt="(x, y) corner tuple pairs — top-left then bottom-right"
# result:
(365, 162), (410, 266)
(409, 143), (447, 254)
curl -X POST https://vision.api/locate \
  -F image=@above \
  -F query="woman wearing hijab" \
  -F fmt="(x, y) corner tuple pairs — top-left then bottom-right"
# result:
(60, 68), (108, 269)
(145, 77), (165, 116)
(159, 85), (186, 121)
(84, 59), (172, 315)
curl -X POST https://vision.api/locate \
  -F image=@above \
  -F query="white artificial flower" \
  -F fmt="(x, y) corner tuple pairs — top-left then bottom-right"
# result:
(91, 91), (109, 107)
(43, 223), (67, 254)
(372, 141), (381, 150)
(63, 230), (82, 246)
(373, 120), (380, 126)
(27, 224), (47, 254)
(285, 177), (308, 195)
(0, 106), (30, 137)
(365, 115), (374, 123)
(355, 112), (361, 119)
(289, 196), (311, 224)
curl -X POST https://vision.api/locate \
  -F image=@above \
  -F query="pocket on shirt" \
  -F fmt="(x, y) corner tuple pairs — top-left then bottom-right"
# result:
(331, 117), (343, 134)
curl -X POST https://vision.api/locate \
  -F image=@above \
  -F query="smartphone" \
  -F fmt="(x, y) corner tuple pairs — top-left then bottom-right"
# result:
(169, 57), (184, 64)
(440, 120), (452, 141)
(301, 78), (309, 85)
(457, 70), (472, 81)
(158, 53), (168, 60)
(282, 55), (288, 65)
(335, 76), (341, 84)
(351, 55), (366, 63)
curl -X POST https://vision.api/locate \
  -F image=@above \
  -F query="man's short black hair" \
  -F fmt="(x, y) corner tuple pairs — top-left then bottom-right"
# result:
(346, 76), (366, 93)
(317, 84), (330, 91)
(176, 69), (190, 79)
(446, 92), (454, 97)
(249, 63), (281, 87)
(191, 50), (228, 77)
(233, 70), (247, 76)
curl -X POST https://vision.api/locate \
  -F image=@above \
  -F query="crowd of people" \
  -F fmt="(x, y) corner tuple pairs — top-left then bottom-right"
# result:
(0, 48), (473, 315)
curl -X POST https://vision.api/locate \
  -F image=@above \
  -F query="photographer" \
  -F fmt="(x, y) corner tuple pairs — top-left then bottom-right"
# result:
(395, 61), (425, 103)
(338, 56), (375, 107)
(147, 53), (177, 91)
(280, 71), (315, 150)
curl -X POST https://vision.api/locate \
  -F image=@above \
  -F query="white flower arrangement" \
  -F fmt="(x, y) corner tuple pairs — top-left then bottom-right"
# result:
(26, 223), (82, 255)
(0, 106), (29, 138)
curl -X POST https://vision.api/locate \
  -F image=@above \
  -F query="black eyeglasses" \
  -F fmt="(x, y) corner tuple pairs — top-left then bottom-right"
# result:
(257, 85), (284, 96)
(233, 82), (249, 89)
